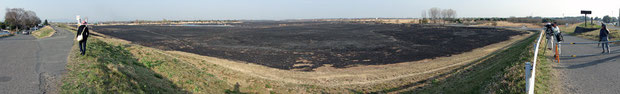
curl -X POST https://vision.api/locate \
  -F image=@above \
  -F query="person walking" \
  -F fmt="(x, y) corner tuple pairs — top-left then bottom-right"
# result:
(600, 23), (611, 53)
(76, 19), (90, 55)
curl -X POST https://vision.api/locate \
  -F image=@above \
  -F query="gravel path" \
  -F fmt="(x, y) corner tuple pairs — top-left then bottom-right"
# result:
(0, 26), (74, 94)
(556, 35), (620, 94)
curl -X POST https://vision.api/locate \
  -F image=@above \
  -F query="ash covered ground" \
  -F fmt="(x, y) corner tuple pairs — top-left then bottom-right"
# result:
(94, 21), (525, 70)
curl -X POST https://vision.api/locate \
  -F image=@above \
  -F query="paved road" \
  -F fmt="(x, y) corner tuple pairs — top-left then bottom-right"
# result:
(0, 26), (74, 94)
(555, 35), (620, 94)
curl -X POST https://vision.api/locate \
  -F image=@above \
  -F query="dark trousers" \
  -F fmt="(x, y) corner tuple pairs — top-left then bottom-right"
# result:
(79, 40), (87, 55)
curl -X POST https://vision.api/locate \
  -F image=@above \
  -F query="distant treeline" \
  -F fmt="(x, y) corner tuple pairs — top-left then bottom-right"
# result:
(91, 20), (241, 25)
(459, 16), (585, 24)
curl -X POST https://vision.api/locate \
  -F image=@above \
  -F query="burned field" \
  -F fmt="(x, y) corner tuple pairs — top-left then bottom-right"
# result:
(94, 21), (525, 70)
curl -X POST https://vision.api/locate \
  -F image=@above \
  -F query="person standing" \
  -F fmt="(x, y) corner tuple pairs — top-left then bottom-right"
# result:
(552, 23), (562, 55)
(76, 19), (90, 55)
(600, 23), (611, 53)
(544, 23), (554, 50)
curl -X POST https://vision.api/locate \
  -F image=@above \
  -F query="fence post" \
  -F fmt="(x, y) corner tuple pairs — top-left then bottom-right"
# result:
(525, 62), (532, 92)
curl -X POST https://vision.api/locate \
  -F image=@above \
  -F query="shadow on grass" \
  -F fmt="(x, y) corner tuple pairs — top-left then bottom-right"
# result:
(225, 82), (248, 94)
(61, 39), (189, 93)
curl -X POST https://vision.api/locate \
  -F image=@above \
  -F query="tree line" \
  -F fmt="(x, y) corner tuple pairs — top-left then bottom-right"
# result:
(421, 7), (457, 24)
(601, 15), (617, 23)
(3, 8), (41, 30)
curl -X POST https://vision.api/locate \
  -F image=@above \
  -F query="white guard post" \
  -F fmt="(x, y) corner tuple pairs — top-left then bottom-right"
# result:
(526, 31), (544, 94)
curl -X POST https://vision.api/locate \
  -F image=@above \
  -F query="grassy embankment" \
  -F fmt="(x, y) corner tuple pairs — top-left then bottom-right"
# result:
(563, 23), (619, 41)
(59, 23), (286, 94)
(0, 30), (13, 38)
(401, 31), (555, 94)
(32, 26), (56, 39)
(59, 25), (236, 93)
(0, 33), (12, 38)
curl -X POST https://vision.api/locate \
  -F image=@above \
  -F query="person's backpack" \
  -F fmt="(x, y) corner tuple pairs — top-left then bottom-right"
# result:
(556, 32), (563, 42)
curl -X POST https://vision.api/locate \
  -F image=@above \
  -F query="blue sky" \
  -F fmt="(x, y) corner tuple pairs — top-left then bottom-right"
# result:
(0, 0), (618, 22)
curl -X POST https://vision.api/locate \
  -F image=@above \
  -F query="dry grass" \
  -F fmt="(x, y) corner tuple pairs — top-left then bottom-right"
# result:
(0, 34), (12, 38)
(473, 21), (542, 28)
(562, 23), (620, 41)
(32, 26), (56, 39)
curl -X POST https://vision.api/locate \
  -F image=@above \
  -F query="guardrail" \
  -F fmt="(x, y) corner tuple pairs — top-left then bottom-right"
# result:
(559, 40), (619, 57)
(525, 31), (544, 94)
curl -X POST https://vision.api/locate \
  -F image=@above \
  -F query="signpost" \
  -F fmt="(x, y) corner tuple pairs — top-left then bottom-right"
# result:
(581, 10), (591, 27)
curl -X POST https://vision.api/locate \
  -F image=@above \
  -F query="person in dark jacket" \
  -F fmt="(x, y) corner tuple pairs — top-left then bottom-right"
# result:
(76, 20), (90, 55)
(600, 23), (610, 53)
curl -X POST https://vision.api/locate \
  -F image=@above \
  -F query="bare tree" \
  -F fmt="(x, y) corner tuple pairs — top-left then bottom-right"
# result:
(440, 9), (459, 24)
(445, 9), (456, 22)
(420, 10), (427, 24)
(429, 7), (440, 23)
(24, 10), (41, 28)
(449, 9), (456, 18)
(4, 8), (21, 30)
(4, 8), (40, 30)
(421, 10), (427, 19)
(441, 9), (449, 24)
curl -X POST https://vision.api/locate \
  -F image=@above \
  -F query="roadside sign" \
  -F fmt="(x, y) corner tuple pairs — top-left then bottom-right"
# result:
(581, 10), (592, 27)
(580, 10), (591, 14)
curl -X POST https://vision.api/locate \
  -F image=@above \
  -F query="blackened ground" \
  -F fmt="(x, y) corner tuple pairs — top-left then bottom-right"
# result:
(94, 21), (525, 70)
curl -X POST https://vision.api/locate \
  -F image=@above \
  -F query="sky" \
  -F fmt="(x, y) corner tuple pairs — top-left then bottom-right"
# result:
(0, 0), (618, 22)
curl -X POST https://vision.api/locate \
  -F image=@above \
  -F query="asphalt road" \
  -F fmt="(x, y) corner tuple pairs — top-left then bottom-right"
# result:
(556, 35), (620, 94)
(0, 26), (74, 94)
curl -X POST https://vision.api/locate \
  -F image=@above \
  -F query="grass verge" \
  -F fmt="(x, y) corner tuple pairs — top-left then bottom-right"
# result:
(61, 38), (188, 93)
(0, 34), (13, 38)
(563, 23), (620, 41)
(60, 27), (234, 93)
(32, 26), (56, 39)
(561, 23), (580, 35)
(577, 23), (601, 28)
(404, 31), (554, 93)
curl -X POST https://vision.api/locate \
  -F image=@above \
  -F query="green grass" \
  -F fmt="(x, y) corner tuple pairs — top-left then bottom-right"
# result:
(532, 35), (555, 94)
(59, 24), (235, 93)
(577, 23), (602, 29)
(563, 23), (620, 41)
(61, 39), (186, 93)
(561, 23), (580, 35)
(401, 32), (553, 93)
(32, 26), (56, 39)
